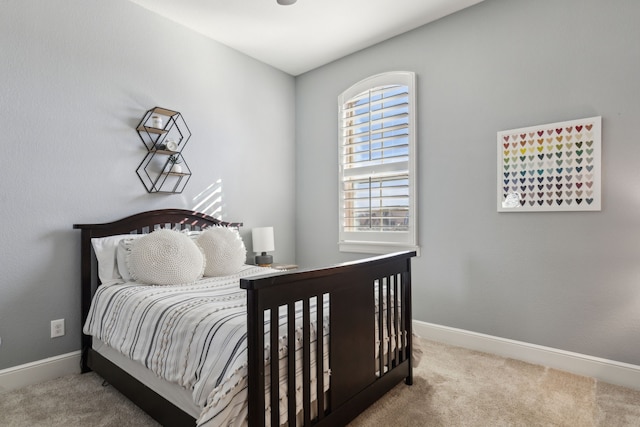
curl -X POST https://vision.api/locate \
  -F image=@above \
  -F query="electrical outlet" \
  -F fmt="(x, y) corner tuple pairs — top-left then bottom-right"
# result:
(51, 319), (65, 338)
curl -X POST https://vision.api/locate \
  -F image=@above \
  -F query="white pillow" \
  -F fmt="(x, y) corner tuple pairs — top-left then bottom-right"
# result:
(128, 229), (205, 285)
(91, 234), (138, 283)
(197, 227), (246, 277)
(116, 236), (144, 281)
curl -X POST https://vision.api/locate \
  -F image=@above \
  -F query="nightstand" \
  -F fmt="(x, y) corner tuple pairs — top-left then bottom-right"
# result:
(271, 263), (298, 271)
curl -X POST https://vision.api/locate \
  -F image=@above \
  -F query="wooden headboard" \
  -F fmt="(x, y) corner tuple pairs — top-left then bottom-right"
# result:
(73, 208), (242, 369)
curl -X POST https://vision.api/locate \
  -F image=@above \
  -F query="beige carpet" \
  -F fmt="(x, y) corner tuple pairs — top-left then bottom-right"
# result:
(350, 339), (640, 426)
(1, 338), (639, 426)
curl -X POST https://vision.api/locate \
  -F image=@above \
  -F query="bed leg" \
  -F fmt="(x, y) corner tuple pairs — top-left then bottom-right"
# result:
(405, 374), (413, 386)
(405, 340), (413, 386)
(81, 345), (91, 373)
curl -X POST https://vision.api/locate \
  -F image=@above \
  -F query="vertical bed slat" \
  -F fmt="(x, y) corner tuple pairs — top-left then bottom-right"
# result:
(398, 274), (405, 363)
(302, 298), (311, 426)
(393, 274), (400, 364)
(403, 266), (413, 384)
(377, 278), (384, 377)
(316, 294), (325, 422)
(270, 307), (280, 427)
(386, 275), (392, 369)
(287, 303), (296, 425)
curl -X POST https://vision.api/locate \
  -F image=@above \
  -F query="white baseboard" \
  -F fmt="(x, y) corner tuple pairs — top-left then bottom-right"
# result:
(3, 324), (639, 394)
(0, 351), (81, 393)
(413, 320), (640, 391)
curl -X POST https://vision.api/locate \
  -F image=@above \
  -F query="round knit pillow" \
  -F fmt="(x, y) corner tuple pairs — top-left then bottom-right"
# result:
(128, 229), (205, 285)
(197, 227), (246, 277)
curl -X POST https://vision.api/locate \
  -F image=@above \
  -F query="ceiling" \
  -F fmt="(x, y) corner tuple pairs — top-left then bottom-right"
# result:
(127, 0), (485, 76)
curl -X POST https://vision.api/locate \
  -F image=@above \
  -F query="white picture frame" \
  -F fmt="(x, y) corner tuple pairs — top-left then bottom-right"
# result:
(497, 116), (601, 212)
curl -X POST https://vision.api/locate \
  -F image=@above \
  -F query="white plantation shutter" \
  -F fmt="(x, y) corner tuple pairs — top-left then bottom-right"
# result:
(338, 71), (418, 254)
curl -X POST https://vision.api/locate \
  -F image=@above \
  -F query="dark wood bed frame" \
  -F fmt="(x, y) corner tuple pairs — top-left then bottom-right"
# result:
(74, 209), (416, 426)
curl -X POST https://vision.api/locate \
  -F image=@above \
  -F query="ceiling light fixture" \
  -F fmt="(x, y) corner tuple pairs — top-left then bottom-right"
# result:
(277, 0), (297, 5)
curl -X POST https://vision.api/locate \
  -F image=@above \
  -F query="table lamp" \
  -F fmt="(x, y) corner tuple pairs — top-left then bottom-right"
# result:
(252, 227), (274, 266)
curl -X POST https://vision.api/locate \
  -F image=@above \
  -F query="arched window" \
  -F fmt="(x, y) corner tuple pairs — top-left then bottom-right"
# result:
(338, 71), (418, 254)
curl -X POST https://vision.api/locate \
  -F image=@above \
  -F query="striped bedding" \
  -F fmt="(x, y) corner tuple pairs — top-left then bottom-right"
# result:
(83, 265), (329, 427)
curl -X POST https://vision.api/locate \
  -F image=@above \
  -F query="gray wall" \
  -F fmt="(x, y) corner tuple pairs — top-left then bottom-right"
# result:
(295, 0), (640, 365)
(0, 0), (296, 369)
(2, 0), (639, 373)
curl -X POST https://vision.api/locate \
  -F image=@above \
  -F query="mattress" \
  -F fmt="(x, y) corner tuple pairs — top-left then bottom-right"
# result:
(93, 337), (201, 418)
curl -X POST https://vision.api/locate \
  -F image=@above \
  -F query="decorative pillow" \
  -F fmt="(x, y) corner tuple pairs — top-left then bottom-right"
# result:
(116, 236), (143, 281)
(91, 234), (139, 283)
(197, 227), (246, 277)
(127, 229), (205, 285)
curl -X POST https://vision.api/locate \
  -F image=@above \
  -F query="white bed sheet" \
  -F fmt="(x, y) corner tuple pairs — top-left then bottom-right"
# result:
(93, 337), (201, 418)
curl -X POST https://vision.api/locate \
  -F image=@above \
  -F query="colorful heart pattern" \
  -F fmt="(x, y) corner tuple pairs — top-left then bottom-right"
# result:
(498, 117), (601, 211)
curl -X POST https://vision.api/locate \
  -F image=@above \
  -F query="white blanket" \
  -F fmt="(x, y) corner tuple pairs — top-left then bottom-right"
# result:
(83, 265), (329, 427)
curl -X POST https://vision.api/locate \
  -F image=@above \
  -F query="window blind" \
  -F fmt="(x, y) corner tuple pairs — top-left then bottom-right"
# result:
(341, 84), (410, 233)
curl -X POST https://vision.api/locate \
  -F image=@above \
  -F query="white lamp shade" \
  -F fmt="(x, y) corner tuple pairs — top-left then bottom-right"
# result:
(252, 227), (275, 253)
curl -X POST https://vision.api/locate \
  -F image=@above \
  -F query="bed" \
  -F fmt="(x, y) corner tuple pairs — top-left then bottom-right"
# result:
(74, 208), (416, 426)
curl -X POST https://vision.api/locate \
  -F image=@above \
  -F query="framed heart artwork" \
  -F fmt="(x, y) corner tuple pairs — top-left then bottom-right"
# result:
(497, 116), (601, 212)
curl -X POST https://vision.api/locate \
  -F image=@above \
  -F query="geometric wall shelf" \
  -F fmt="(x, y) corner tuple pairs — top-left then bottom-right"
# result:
(135, 107), (192, 194)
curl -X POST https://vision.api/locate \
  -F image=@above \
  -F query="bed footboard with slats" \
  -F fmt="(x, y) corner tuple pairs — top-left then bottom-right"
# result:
(241, 251), (415, 427)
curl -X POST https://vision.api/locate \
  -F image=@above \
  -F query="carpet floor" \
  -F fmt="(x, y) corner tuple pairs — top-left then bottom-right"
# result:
(1, 338), (639, 426)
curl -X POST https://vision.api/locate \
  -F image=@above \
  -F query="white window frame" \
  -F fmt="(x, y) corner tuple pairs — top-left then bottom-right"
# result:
(338, 71), (419, 254)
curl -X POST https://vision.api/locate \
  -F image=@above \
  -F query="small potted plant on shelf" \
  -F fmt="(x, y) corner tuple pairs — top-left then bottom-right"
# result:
(168, 155), (183, 174)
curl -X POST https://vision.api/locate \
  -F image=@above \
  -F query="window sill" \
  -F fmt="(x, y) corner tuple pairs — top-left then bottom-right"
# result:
(339, 242), (420, 256)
